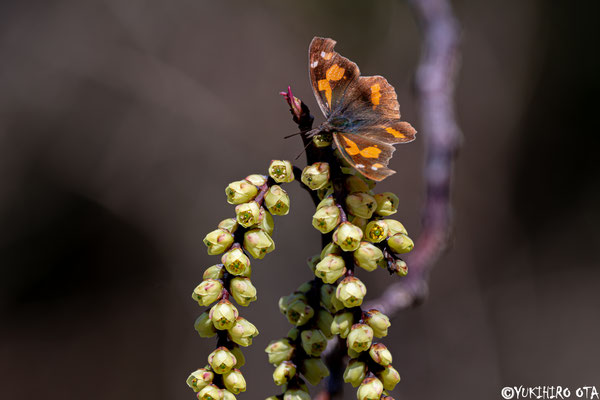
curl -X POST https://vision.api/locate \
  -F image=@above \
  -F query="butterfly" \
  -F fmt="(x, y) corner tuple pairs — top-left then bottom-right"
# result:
(307, 37), (416, 181)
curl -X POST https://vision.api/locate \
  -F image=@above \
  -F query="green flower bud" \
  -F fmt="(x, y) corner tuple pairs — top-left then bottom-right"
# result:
(230, 346), (245, 368)
(374, 192), (399, 216)
(349, 215), (369, 232)
(391, 259), (408, 276)
(203, 264), (225, 280)
(345, 193), (377, 219)
(228, 317), (259, 347)
(348, 347), (361, 358)
(204, 229), (234, 255)
(345, 175), (371, 194)
(186, 367), (214, 392)
(208, 347), (237, 374)
(317, 184), (334, 201)
(194, 311), (217, 338)
(273, 361), (296, 386)
(222, 390), (236, 400)
(265, 338), (294, 365)
(300, 358), (330, 385)
(312, 132), (332, 147)
(243, 229), (275, 259)
(336, 276), (367, 308)
(312, 205), (341, 233)
(316, 196), (336, 210)
(357, 377), (384, 400)
(223, 369), (246, 394)
(221, 248), (251, 276)
(316, 309), (334, 339)
(279, 292), (307, 315)
(383, 219), (408, 236)
(235, 201), (263, 228)
(347, 324), (374, 353)
(210, 300), (239, 330)
(364, 309), (391, 338)
(192, 279), (223, 306)
(343, 359), (367, 388)
(320, 284), (344, 313)
(387, 233), (414, 254)
(306, 254), (320, 273)
(378, 364), (401, 391)
(256, 209), (274, 236)
(301, 162), (330, 190)
(226, 180), (259, 205)
(314, 254), (346, 284)
(296, 281), (313, 294)
(229, 277), (257, 306)
(286, 299), (314, 326)
(197, 384), (224, 400)
(320, 241), (342, 259)
(364, 220), (389, 243)
(245, 174), (267, 187)
(269, 160), (294, 183)
(283, 389), (311, 400)
(264, 185), (290, 216)
(300, 329), (328, 356)
(333, 222), (363, 252)
(218, 218), (238, 234)
(331, 311), (354, 339)
(369, 343), (393, 366)
(287, 327), (300, 341)
(353, 242), (385, 272)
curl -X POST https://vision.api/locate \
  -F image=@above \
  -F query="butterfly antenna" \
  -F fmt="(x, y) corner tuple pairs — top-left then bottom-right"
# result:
(294, 139), (314, 160)
(284, 131), (303, 139)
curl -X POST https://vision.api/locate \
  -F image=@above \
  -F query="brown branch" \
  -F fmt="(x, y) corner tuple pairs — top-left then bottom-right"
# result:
(365, 0), (461, 314)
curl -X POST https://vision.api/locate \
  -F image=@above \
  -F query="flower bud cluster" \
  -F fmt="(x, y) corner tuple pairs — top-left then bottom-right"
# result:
(190, 163), (296, 399)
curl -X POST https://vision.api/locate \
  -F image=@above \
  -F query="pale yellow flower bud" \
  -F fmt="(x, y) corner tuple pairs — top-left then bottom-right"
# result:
(283, 389), (311, 400)
(312, 205), (341, 233)
(357, 377), (384, 400)
(300, 329), (328, 356)
(320, 284), (344, 313)
(314, 254), (346, 284)
(203, 264), (225, 280)
(245, 174), (267, 187)
(278, 292), (307, 315)
(235, 201), (263, 228)
(269, 160), (294, 183)
(333, 222), (363, 252)
(378, 364), (401, 391)
(369, 342), (393, 365)
(374, 192), (399, 216)
(320, 241), (342, 259)
(223, 369), (246, 394)
(392, 259), (408, 276)
(265, 338), (294, 365)
(208, 347), (237, 374)
(345, 192), (377, 219)
(364, 309), (391, 338)
(194, 311), (217, 338)
(364, 220), (389, 243)
(316, 309), (334, 339)
(243, 229), (275, 259)
(331, 311), (354, 339)
(316, 196), (336, 210)
(344, 175), (371, 193)
(255, 209), (274, 236)
(210, 300), (239, 330)
(228, 317), (259, 347)
(197, 384), (224, 400)
(387, 233), (414, 254)
(301, 162), (330, 190)
(336, 276), (367, 308)
(204, 229), (234, 255)
(343, 359), (367, 387)
(218, 218), (238, 234)
(286, 299), (314, 326)
(272, 361), (296, 386)
(226, 180), (258, 205)
(222, 390), (236, 400)
(221, 248), (251, 276)
(349, 215), (369, 232)
(186, 367), (214, 392)
(230, 346), (245, 368)
(229, 277), (257, 306)
(353, 242), (385, 272)
(382, 219), (408, 236)
(346, 323), (374, 353)
(264, 185), (290, 216)
(192, 279), (223, 306)
(300, 358), (330, 385)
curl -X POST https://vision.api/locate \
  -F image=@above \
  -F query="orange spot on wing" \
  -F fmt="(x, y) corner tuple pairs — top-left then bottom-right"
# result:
(370, 84), (381, 109)
(360, 146), (381, 159)
(385, 127), (406, 138)
(318, 79), (332, 107)
(373, 163), (384, 168)
(342, 136), (360, 156)
(326, 64), (345, 81)
(322, 52), (333, 60)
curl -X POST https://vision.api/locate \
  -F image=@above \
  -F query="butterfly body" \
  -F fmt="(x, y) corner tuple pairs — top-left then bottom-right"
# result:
(308, 37), (416, 181)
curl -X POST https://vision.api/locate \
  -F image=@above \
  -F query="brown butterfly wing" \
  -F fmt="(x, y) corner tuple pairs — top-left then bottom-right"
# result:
(309, 37), (360, 117)
(333, 133), (396, 181)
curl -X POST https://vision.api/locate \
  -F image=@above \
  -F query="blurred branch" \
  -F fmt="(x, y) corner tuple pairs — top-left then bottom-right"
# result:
(366, 0), (461, 314)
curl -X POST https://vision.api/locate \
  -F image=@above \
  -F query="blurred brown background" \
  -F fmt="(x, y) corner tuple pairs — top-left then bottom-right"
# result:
(1, 0), (599, 399)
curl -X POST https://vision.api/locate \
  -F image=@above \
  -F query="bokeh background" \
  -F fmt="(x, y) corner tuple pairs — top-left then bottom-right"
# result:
(1, 0), (599, 399)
